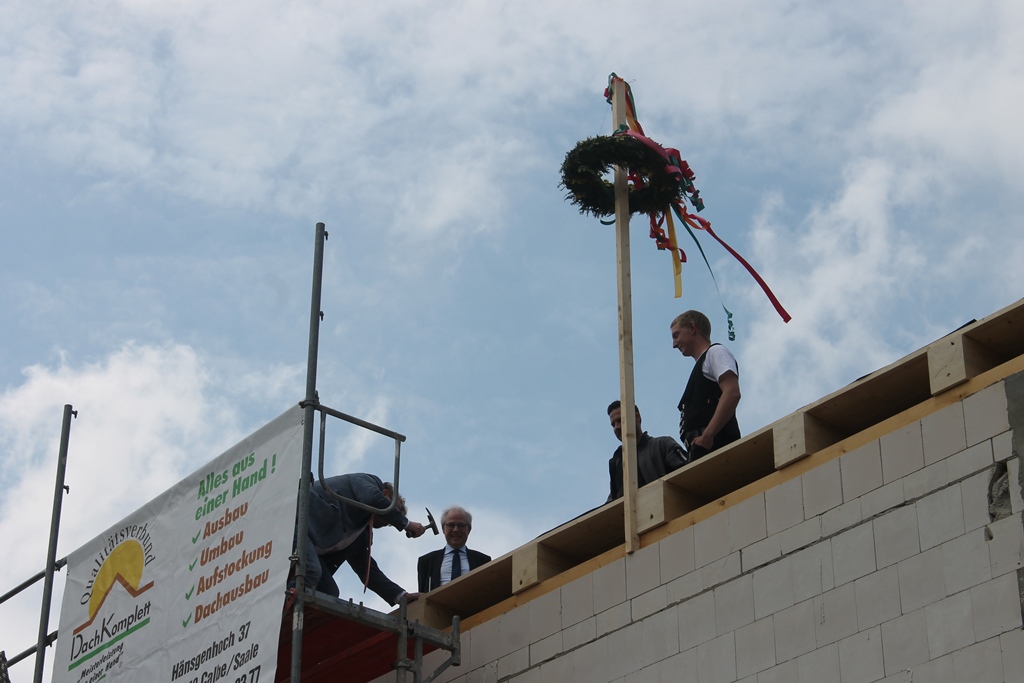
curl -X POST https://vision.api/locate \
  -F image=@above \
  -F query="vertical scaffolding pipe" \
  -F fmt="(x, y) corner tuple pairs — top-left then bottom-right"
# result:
(34, 404), (75, 683)
(292, 222), (327, 683)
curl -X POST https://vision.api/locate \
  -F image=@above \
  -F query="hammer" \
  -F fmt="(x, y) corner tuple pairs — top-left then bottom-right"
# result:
(408, 507), (441, 537)
(424, 507), (440, 535)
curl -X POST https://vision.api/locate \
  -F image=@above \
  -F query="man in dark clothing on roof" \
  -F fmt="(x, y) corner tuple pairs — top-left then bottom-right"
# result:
(671, 310), (742, 461)
(302, 472), (426, 605)
(606, 401), (687, 503)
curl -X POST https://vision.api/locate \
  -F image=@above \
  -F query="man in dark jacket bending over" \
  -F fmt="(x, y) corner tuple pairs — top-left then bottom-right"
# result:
(303, 472), (425, 605)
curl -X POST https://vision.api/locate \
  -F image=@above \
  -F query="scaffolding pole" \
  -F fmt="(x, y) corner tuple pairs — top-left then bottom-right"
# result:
(291, 222), (327, 683)
(33, 404), (75, 683)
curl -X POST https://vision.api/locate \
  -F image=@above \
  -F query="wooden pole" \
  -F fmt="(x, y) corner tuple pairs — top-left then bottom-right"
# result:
(611, 77), (640, 554)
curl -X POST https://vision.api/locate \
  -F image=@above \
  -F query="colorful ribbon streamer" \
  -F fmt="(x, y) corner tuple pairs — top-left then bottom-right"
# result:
(603, 73), (791, 334)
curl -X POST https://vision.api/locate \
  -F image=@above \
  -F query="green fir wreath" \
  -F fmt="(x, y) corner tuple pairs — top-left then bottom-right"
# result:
(559, 134), (682, 218)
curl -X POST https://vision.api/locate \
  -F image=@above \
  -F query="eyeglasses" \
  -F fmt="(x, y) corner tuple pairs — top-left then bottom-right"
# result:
(444, 522), (469, 530)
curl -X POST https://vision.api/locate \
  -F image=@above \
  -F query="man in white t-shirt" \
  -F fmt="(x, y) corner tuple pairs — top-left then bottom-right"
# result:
(670, 310), (741, 461)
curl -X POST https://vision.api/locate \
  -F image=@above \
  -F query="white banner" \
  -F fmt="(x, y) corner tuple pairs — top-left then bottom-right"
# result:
(54, 405), (305, 683)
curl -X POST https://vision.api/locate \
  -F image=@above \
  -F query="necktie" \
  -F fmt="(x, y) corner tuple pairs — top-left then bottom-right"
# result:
(450, 547), (462, 581)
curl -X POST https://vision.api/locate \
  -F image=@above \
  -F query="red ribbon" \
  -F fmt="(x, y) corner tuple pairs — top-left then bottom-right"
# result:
(674, 201), (792, 323)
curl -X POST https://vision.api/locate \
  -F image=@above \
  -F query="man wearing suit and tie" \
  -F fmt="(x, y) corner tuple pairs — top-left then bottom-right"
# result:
(417, 506), (491, 592)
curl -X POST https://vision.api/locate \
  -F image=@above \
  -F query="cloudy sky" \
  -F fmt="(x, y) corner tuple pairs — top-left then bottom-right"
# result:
(2, 0), (1022, 674)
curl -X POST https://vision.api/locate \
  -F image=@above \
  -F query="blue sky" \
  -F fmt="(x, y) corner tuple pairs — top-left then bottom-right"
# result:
(2, 0), (1023, 668)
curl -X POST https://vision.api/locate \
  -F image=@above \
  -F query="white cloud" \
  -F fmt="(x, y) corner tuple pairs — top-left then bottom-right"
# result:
(0, 342), (260, 675)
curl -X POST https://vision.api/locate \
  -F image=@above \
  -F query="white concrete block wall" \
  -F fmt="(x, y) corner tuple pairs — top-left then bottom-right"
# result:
(380, 379), (1022, 683)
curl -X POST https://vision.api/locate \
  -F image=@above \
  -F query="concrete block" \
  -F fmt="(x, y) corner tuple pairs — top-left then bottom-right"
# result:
(734, 617), (775, 679)
(1000, 628), (1024, 682)
(729, 493), (767, 552)
(921, 401), (967, 466)
(898, 546), (947, 613)
(854, 566), (900, 630)
(796, 642), (840, 683)
(469, 661), (497, 683)
(952, 637), (1003, 683)
(696, 632), (737, 683)
(507, 667), (540, 683)
(714, 575), (754, 635)
(840, 440), (884, 501)
(831, 523), (876, 587)
(948, 440), (994, 481)
(640, 605), (680, 667)
(971, 572), (1024, 641)
(626, 542), (661, 599)
(694, 508), (731, 568)
(658, 525), (695, 583)
(838, 626), (884, 683)
(987, 513), (1024, 577)
(904, 460), (950, 500)
(499, 604), (531, 659)
(765, 476), (804, 536)
(941, 528), (992, 595)
(917, 484), (966, 551)
(740, 533), (781, 573)
(570, 638), (608, 683)
(678, 591), (717, 652)
(509, 668), (539, 683)
(592, 558), (626, 615)
(499, 647), (529, 678)
(802, 458), (843, 518)
(925, 591), (975, 658)
(603, 622), (644, 681)
(791, 540), (835, 602)
(752, 556), (794, 620)
(756, 659), (798, 683)
(1009, 457), (1024, 514)
(469, 616), (501, 670)
(778, 517), (822, 555)
(964, 381), (1009, 446)
(701, 551), (741, 589)
(631, 585), (667, 622)
(906, 653), (953, 682)
(813, 583), (858, 648)
(772, 599), (815, 664)
(562, 615), (595, 650)
(880, 608), (929, 676)
(539, 651), (573, 683)
(666, 570), (703, 604)
(560, 573), (594, 629)
(647, 649), (696, 683)
(595, 601), (631, 637)
(860, 479), (905, 518)
(880, 422), (925, 484)
(821, 498), (863, 537)
(529, 588), (561, 643)
(872, 504), (920, 569)
(993, 430), (1013, 463)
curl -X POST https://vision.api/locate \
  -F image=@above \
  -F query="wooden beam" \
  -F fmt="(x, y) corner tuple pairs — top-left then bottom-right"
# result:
(928, 332), (1003, 395)
(610, 76), (640, 554)
(637, 480), (707, 533)
(772, 410), (843, 469)
(512, 542), (574, 593)
(406, 597), (457, 631)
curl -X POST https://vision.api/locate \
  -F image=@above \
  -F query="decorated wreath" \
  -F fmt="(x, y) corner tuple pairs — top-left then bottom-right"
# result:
(557, 73), (792, 333)
(559, 134), (683, 218)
